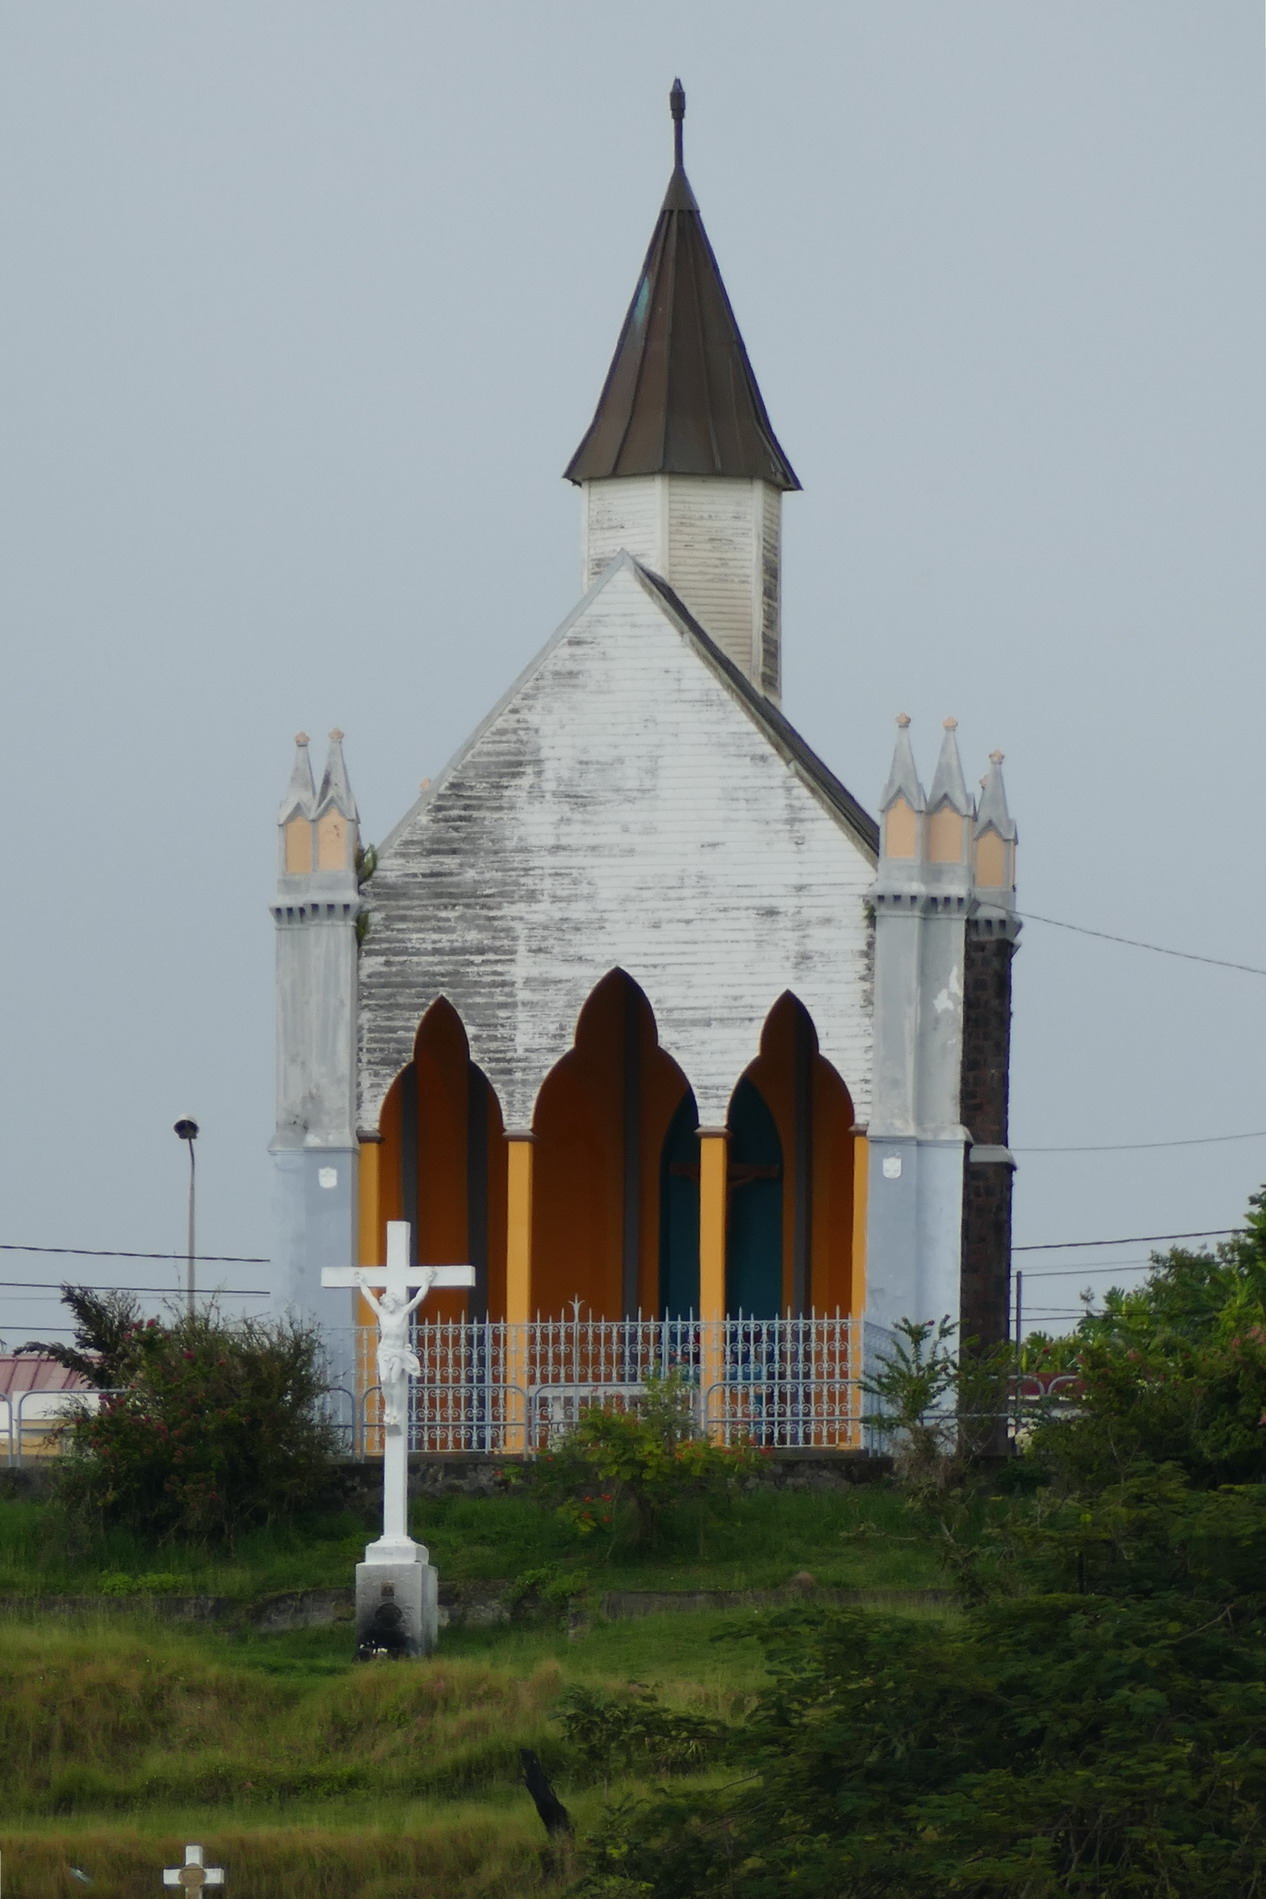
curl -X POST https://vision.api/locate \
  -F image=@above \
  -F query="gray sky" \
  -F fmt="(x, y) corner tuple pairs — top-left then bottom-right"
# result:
(2, 2), (1264, 1344)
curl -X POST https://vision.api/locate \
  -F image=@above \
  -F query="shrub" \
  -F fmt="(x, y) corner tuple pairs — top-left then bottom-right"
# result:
(556, 1683), (728, 1786)
(526, 1374), (763, 1553)
(29, 1292), (339, 1547)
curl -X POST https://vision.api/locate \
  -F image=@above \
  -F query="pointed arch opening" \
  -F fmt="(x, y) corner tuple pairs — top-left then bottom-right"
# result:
(532, 970), (694, 1319)
(728, 995), (858, 1317)
(375, 999), (507, 1320)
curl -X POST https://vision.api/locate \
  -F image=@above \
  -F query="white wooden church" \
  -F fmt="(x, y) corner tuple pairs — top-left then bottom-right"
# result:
(269, 85), (1019, 1450)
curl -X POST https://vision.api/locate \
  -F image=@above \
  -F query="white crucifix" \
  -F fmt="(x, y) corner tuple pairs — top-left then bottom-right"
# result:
(163, 1846), (224, 1894)
(323, 1221), (475, 1554)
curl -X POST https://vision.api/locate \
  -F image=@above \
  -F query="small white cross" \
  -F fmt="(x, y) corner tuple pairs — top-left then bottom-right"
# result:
(163, 1846), (224, 1893)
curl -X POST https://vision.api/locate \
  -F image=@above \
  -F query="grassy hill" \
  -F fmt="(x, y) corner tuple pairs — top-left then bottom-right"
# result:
(0, 1482), (944, 1898)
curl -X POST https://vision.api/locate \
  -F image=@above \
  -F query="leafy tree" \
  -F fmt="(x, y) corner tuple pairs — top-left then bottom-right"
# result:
(33, 1294), (339, 1547)
(577, 1189), (1266, 1896)
(20, 1284), (146, 1388)
(580, 1578), (1266, 1898)
(1027, 1196), (1266, 1492)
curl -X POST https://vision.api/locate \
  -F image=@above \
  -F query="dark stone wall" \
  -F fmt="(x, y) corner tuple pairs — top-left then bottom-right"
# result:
(959, 927), (1016, 1346)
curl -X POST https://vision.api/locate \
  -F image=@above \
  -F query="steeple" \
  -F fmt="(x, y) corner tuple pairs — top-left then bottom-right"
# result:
(568, 84), (797, 699)
(313, 730), (359, 876)
(565, 82), (798, 491)
(926, 719), (973, 869)
(878, 715), (925, 867)
(973, 750), (1017, 898)
(279, 732), (316, 822)
(278, 733), (317, 875)
(317, 729), (358, 820)
(928, 719), (972, 816)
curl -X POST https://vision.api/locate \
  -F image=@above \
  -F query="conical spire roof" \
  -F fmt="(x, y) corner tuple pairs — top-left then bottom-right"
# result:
(564, 83), (799, 491)
(278, 732), (316, 823)
(879, 714), (925, 812)
(316, 729), (358, 822)
(976, 750), (1016, 841)
(928, 718), (973, 816)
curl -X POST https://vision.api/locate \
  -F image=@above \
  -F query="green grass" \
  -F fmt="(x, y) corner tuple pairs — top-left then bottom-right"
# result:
(0, 1479), (951, 1899)
(0, 1609), (764, 1897)
(0, 1483), (939, 1600)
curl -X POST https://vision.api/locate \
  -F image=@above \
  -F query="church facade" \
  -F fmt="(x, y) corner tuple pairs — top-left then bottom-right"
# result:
(269, 89), (1019, 1441)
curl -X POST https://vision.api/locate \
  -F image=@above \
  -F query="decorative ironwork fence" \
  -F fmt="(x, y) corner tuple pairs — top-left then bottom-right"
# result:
(325, 1314), (865, 1455)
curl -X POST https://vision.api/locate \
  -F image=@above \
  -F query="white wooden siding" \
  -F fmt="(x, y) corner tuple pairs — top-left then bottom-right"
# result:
(584, 477), (665, 587)
(359, 556), (875, 1134)
(582, 477), (782, 695)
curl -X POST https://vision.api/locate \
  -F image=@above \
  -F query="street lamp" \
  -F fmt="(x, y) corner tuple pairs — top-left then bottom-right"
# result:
(173, 1118), (199, 1317)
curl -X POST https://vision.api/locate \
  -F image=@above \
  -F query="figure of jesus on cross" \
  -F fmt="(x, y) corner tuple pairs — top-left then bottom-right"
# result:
(356, 1271), (427, 1427)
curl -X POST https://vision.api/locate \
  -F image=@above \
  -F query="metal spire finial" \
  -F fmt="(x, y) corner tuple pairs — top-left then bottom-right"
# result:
(670, 78), (685, 170)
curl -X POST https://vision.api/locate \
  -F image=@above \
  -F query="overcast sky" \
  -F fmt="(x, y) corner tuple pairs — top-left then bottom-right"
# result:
(2, 3), (1264, 1344)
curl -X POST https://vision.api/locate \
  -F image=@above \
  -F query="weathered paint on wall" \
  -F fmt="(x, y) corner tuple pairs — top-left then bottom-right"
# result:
(582, 476), (782, 693)
(358, 555), (876, 1137)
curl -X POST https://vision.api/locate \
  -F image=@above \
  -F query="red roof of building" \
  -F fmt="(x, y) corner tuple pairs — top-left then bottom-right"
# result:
(0, 1356), (93, 1397)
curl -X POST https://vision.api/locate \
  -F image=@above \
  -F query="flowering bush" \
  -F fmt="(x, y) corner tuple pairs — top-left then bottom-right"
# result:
(527, 1373), (763, 1553)
(28, 1291), (338, 1547)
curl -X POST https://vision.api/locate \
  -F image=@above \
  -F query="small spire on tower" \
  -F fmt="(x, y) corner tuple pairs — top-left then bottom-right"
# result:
(317, 728), (358, 822)
(278, 731), (316, 823)
(973, 747), (1018, 898)
(928, 717), (972, 816)
(670, 78), (685, 171)
(976, 750), (1016, 843)
(879, 713), (925, 813)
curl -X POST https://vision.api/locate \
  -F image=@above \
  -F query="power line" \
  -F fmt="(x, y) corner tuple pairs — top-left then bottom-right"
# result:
(1023, 1264), (1155, 1280)
(0, 1245), (269, 1264)
(1019, 912), (1266, 978)
(0, 1281), (269, 1296)
(1014, 1229), (1236, 1253)
(1016, 1130), (1266, 1154)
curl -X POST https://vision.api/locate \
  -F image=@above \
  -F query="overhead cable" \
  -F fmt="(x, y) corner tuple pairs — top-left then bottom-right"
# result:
(1014, 1229), (1236, 1253)
(1016, 1130), (1266, 1154)
(0, 1281), (269, 1296)
(0, 1245), (270, 1264)
(1019, 912), (1266, 977)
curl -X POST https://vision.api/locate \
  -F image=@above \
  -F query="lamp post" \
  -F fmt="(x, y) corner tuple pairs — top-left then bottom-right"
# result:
(173, 1118), (199, 1316)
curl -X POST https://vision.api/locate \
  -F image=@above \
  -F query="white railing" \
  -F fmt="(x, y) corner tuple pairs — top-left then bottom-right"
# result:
(324, 1314), (866, 1455)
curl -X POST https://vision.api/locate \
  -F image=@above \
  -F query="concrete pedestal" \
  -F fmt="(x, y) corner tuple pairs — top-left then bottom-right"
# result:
(355, 1537), (438, 1658)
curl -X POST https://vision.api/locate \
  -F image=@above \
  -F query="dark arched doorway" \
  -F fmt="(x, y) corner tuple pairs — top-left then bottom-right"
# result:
(376, 999), (506, 1320)
(726, 1076), (784, 1316)
(736, 994), (859, 1316)
(532, 971), (693, 1318)
(659, 1088), (700, 1316)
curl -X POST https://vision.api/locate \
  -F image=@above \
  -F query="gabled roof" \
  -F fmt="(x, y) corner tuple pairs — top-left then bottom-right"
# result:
(636, 565), (877, 853)
(564, 85), (799, 492)
(378, 552), (877, 864)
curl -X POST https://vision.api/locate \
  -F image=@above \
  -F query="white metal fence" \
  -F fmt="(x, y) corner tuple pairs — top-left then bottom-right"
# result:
(324, 1314), (867, 1455)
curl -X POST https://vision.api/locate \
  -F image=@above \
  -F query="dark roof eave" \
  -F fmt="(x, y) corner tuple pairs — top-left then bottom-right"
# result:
(636, 565), (879, 856)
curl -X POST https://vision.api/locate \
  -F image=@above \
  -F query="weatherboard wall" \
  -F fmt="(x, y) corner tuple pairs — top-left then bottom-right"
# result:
(358, 556), (875, 1136)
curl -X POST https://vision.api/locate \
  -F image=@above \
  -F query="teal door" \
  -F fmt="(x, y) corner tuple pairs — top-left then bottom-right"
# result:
(726, 1077), (783, 1317)
(659, 1089), (700, 1316)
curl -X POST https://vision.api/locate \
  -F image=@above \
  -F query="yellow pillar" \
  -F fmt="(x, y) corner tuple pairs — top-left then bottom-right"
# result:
(698, 1127), (729, 1435)
(848, 1126), (870, 1447)
(356, 1135), (384, 1447)
(504, 1130), (535, 1452)
(357, 1135), (383, 1267)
